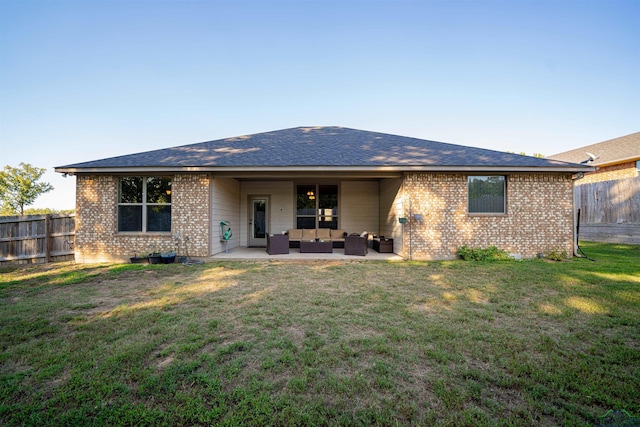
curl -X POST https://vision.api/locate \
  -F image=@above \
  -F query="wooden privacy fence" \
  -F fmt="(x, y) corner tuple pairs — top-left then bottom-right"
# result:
(0, 214), (75, 265)
(575, 176), (640, 245)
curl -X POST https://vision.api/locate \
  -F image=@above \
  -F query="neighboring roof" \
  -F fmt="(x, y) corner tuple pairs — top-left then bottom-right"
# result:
(547, 131), (640, 166)
(56, 126), (592, 174)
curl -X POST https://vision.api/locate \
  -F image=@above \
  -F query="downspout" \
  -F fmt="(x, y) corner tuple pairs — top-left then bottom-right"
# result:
(572, 172), (584, 258)
(409, 198), (412, 261)
(400, 172), (407, 261)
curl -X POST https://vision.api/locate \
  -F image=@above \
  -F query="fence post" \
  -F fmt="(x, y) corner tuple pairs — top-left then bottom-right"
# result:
(45, 214), (51, 263)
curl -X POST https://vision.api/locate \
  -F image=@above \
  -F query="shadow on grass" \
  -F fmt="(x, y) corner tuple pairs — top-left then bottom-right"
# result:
(1, 244), (639, 426)
(0, 263), (192, 296)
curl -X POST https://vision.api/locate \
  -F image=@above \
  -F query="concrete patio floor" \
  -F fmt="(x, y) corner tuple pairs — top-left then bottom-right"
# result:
(210, 246), (405, 261)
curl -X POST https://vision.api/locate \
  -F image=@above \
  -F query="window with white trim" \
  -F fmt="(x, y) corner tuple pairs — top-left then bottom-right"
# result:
(468, 176), (506, 214)
(118, 177), (172, 232)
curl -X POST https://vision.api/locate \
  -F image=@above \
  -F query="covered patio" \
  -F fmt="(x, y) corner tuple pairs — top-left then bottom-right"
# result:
(210, 246), (404, 261)
(211, 176), (405, 257)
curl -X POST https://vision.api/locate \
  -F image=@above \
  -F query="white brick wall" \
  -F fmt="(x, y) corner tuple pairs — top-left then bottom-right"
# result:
(74, 172), (575, 262)
(401, 173), (574, 259)
(75, 173), (210, 263)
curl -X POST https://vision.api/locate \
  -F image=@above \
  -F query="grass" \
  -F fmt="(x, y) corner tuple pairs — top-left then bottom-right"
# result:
(1, 242), (638, 426)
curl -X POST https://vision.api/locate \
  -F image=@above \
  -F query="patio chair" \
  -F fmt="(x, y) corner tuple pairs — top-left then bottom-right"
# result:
(344, 232), (368, 256)
(267, 234), (289, 255)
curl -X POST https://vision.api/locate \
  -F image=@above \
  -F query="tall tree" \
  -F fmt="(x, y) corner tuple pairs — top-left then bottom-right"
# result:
(0, 163), (54, 216)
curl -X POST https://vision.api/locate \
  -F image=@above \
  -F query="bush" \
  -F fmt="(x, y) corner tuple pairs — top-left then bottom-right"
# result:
(545, 249), (569, 261)
(457, 245), (511, 261)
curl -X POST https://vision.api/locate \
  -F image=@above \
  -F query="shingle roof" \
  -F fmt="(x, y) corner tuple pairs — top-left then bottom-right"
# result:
(56, 126), (590, 172)
(547, 132), (640, 166)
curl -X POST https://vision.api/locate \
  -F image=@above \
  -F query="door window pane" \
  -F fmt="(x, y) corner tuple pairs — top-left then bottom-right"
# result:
(253, 200), (266, 238)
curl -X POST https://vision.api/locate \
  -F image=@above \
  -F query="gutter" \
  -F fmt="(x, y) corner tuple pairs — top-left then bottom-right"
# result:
(54, 165), (597, 175)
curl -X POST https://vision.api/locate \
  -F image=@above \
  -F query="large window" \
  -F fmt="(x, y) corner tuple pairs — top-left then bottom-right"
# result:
(296, 184), (338, 229)
(118, 177), (172, 232)
(468, 176), (505, 214)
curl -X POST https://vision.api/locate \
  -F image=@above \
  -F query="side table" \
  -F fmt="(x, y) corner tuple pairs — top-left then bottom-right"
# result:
(373, 238), (393, 253)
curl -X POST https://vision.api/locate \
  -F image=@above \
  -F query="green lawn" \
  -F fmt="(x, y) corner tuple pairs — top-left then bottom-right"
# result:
(1, 242), (639, 426)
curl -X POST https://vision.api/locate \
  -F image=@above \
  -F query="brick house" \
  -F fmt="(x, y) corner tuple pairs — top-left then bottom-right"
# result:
(55, 127), (593, 263)
(547, 132), (640, 184)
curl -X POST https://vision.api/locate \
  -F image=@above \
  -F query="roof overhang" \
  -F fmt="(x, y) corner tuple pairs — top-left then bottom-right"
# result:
(55, 165), (596, 176)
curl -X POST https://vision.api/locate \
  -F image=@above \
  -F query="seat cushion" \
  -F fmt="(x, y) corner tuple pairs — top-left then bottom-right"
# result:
(330, 229), (346, 240)
(302, 229), (316, 240)
(316, 229), (331, 240)
(288, 229), (302, 240)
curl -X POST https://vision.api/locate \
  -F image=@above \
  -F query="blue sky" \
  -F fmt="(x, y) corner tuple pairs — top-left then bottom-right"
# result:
(1, 0), (639, 210)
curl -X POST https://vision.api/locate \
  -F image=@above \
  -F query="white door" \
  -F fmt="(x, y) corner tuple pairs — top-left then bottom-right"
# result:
(248, 197), (268, 247)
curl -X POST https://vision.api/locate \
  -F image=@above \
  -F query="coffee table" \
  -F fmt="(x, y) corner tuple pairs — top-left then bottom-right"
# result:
(299, 240), (333, 253)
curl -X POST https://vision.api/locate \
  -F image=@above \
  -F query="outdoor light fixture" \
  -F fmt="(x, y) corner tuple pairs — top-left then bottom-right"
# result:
(166, 189), (172, 196)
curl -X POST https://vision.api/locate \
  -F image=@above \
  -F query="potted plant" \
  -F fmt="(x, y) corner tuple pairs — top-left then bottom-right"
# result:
(161, 250), (176, 264)
(148, 247), (163, 264)
(160, 238), (179, 264)
(148, 253), (163, 264)
(130, 253), (148, 264)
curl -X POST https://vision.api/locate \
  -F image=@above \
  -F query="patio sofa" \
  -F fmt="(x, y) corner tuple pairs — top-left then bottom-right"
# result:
(286, 229), (347, 248)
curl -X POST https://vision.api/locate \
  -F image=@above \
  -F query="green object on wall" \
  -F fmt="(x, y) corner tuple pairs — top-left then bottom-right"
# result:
(220, 221), (232, 241)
